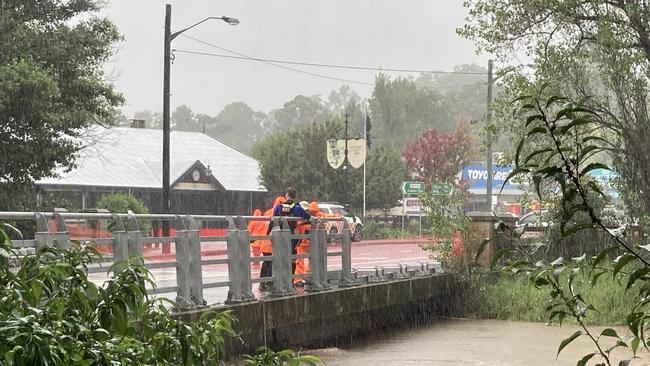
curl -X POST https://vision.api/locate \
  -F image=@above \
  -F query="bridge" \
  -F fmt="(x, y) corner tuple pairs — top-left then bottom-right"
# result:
(1, 211), (459, 355)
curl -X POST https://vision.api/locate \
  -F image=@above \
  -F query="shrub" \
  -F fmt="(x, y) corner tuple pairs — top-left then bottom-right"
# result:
(98, 193), (150, 233)
(0, 227), (236, 365)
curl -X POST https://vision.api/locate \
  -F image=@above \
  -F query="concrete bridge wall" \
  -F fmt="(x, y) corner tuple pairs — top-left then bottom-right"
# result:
(178, 274), (462, 356)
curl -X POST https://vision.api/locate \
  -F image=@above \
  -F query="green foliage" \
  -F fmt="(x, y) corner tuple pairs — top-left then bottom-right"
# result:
(243, 347), (321, 366)
(0, 0), (123, 188)
(369, 74), (453, 151)
(97, 193), (149, 215)
(475, 91), (650, 365)
(251, 121), (407, 210)
(473, 274), (637, 325)
(461, 0), (650, 216)
(98, 193), (150, 233)
(0, 227), (237, 365)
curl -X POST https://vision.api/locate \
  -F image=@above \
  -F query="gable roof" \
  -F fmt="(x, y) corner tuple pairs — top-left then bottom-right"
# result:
(37, 127), (266, 192)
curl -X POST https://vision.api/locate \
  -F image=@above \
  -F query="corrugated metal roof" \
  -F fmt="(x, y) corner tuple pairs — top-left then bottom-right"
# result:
(37, 127), (266, 192)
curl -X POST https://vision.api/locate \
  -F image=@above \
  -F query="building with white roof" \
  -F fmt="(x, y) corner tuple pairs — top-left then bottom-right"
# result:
(36, 125), (268, 215)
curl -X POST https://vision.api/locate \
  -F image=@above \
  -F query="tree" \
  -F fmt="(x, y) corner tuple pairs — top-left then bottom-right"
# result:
(272, 95), (330, 132)
(325, 85), (361, 114)
(415, 64), (488, 125)
(209, 102), (266, 153)
(362, 149), (408, 210)
(0, 0), (123, 191)
(369, 74), (451, 152)
(460, 0), (650, 215)
(402, 122), (476, 187)
(172, 105), (200, 132)
(251, 118), (407, 211)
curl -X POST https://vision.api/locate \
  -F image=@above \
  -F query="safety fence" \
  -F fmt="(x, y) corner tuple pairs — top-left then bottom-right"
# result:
(0, 211), (442, 308)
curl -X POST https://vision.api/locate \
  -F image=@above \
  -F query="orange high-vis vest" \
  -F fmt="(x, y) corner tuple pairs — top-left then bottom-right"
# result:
(248, 209), (265, 255)
(260, 196), (286, 254)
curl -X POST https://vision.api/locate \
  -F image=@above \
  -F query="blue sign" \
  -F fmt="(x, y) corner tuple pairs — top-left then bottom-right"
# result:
(462, 165), (521, 191)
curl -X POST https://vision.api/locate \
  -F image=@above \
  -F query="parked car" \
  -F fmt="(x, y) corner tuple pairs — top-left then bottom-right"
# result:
(515, 210), (550, 238)
(318, 203), (363, 242)
(515, 210), (550, 229)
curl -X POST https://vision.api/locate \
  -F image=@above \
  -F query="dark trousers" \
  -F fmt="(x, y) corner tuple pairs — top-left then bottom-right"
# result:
(260, 252), (272, 280)
(261, 239), (300, 281)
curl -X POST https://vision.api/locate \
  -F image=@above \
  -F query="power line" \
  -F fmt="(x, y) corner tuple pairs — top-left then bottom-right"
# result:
(177, 33), (375, 86)
(173, 48), (489, 75)
(174, 48), (490, 89)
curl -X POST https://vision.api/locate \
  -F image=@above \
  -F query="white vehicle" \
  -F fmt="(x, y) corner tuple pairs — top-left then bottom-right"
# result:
(317, 203), (363, 242)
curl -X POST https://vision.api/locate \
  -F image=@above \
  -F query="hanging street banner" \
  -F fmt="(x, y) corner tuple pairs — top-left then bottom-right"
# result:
(347, 139), (366, 169)
(326, 139), (345, 169)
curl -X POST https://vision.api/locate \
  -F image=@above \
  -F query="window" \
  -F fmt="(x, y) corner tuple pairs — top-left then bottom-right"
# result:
(331, 207), (350, 216)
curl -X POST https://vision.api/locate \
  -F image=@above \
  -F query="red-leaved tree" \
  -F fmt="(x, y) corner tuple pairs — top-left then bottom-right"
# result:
(402, 122), (476, 188)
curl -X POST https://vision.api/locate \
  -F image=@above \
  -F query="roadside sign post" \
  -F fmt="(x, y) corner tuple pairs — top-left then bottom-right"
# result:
(401, 181), (425, 238)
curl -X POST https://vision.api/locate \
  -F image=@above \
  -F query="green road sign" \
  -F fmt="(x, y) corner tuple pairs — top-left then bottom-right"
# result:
(431, 182), (453, 195)
(401, 181), (425, 195)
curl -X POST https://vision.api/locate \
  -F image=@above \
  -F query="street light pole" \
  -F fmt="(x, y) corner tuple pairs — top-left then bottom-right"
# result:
(161, 4), (238, 250)
(161, 5), (172, 253)
(162, 5), (171, 240)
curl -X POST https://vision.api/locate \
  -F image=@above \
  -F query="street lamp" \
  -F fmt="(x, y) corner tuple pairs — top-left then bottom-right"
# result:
(161, 4), (238, 248)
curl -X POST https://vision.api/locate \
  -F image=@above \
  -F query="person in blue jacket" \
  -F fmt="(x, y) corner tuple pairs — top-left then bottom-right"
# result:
(266, 187), (311, 278)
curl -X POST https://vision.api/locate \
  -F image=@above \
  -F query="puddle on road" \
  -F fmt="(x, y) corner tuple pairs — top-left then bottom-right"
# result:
(310, 319), (650, 366)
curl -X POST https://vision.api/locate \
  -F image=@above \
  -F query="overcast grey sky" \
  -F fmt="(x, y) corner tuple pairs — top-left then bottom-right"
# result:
(102, 1), (489, 117)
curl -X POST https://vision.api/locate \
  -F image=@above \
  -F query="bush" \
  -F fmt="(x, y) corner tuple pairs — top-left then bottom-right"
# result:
(471, 272), (637, 325)
(0, 227), (236, 365)
(243, 347), (321, 366)
(98, 193), (150, 233)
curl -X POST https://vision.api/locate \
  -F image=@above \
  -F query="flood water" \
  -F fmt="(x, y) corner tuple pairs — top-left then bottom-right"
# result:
(312, 319), (650, 366)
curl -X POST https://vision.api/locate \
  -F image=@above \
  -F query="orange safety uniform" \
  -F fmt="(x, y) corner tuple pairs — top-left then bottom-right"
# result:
(248, 209), (264, 265)
(259, 196), (286, 254)
(294, 202), (324, 283)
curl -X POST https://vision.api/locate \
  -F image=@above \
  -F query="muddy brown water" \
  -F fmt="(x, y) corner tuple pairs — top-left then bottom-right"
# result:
(310, 319), (650, 366)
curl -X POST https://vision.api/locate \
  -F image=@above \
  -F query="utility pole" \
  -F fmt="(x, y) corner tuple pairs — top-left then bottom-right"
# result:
(485, 59), (494, 212)
(162, 4), (172, 251)
(343, 113), (349, 204)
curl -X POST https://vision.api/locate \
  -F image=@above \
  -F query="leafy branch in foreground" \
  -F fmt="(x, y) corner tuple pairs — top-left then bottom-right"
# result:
(482, 91), (650, 366)
(0, 230), (239, 365)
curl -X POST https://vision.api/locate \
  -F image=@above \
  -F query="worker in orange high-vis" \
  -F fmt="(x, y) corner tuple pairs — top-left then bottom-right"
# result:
(248, 209), (264, 269)
(258, 196), (286, 291)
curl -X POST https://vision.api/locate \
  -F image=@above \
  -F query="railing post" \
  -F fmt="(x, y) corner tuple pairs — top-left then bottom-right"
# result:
(52, 212), (70, 250)
(185, 215), (205, 306)
(111, 214), (128, 272)
(307, 218), (326, 292)
(236, 216), (255, 301)
(317, 220), (332, 290)
(271, 217), (295, 297)
(174, 215), (192, 307)
(339, 220), (357, 287)
(34, 212), (52, 248)
(226, 216), (246, 303)
(126, 213), (142, 257)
